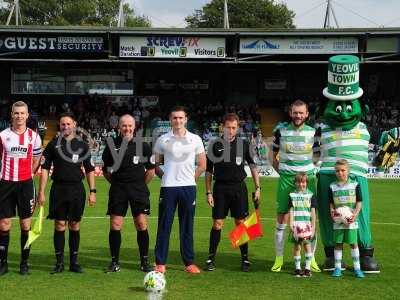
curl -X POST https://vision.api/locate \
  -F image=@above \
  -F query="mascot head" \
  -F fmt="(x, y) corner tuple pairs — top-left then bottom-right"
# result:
(322, 55), (364, 130)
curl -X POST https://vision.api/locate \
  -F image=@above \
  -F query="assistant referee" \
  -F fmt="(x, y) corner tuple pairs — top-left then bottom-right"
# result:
(37, 112), (96, 274)
(205, 113), (261, 272)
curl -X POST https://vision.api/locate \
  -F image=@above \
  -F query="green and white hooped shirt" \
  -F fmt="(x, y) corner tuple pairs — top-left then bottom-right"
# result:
(329, 179), (361, 230)
(273, 122), (316, 175)
(317, 122), (370, 177)
(288, 189), (316, 228)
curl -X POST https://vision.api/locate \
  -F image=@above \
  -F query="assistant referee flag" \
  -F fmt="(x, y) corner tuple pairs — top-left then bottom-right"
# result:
(229, 202), (263, 248)
(24, 206), (44, 249)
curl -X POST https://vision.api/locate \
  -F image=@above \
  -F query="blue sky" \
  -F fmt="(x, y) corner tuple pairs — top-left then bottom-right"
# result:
(127, 0), (400, 28)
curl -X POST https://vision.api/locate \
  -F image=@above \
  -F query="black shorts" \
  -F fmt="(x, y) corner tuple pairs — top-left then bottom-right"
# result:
(0, 179), (35, 219)
(107, 182), (150, 217)
(48, 182), (86, 222)
(212, 181), (249, 220)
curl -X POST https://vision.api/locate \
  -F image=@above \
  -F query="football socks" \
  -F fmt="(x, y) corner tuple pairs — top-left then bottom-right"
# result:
(54, 230), (65, 264)
(109, 229), (121, 263)
(334, 249), (342, 270)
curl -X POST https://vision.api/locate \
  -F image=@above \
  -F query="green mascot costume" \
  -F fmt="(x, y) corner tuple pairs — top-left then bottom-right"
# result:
(317, 55), (380, 273)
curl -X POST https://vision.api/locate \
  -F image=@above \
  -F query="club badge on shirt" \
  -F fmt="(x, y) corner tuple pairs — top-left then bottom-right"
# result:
(72, 154), (79, 163)
(133, 155), (140, 164)
(236, 156), (242, 165)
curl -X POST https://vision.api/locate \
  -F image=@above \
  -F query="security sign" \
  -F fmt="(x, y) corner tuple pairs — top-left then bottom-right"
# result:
(0, 36), (104, 53)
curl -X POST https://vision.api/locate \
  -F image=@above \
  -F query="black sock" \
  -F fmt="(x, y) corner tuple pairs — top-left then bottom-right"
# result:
(239, 243), (248, 261)
(69, 230), (80, 265)
(137, 229), (149, 262)
(54, 230), (65, 264)
(208, 228), (221, 260)
(109, 230), (121, 263)
(0, 231), (10, 263)
(20, 230), (30, 263)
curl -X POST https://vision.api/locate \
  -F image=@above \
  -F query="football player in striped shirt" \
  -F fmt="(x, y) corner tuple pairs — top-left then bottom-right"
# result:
(271, 100), (320, 273)
(0, 101), (42, 275)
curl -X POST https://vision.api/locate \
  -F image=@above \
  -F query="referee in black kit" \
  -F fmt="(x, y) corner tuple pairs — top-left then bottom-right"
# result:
(102, 114), (155, 273)
(37, 112), (96, 274)
(205, 113), (261, 272)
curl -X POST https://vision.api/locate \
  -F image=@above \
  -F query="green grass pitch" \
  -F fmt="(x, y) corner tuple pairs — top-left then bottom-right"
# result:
(1, 177), (399, 299)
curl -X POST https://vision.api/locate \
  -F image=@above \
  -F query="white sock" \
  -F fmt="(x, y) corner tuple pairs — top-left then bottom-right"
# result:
(294, 255), (301, 270)
(275, 223), (286, 257)
(305, 253), (312, 270)
(351, 248), (361, 271)
(334, 249), (342, 269)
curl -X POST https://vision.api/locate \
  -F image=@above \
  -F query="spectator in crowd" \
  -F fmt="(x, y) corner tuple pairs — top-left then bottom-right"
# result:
(108, 110), (118, 129)
(37, 118), (47, 142)
(89, 114), (99, 130)
(133, 106), (142, 124)
(62, 102), (71, 113)
(141, 107), (150, 136)
(243, 118), (254, 133)
(202, 128), (213, 142)
(49, 103), (57, 117)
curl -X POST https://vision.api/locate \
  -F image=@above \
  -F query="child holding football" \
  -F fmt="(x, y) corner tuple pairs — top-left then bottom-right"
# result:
(329, 159), (364, 278)
(288, 172), (317, 277)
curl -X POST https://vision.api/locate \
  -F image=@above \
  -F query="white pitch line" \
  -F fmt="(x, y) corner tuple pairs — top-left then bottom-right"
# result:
(19, 216), (400, 226)
(370, 221), (400, 226)
(79, 216), (400, 226)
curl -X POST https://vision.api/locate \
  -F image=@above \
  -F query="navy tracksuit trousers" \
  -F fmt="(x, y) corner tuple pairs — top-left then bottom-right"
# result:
(155, 186), (196, 265)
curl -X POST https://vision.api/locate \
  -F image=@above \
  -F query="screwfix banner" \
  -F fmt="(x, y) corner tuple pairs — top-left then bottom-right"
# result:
(119, 36), (226, 58)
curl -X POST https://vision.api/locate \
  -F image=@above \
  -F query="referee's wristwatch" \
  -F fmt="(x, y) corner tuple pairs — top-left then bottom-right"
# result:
(90, 188), (97, 194)
(206, 191), (212, 196)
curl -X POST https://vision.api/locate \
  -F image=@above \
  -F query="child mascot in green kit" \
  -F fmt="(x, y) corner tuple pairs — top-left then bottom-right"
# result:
(317, 55), (380, 273)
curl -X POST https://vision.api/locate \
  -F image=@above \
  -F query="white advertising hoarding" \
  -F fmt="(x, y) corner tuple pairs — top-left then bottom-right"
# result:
(120, 36), (225, 58)
(240, 37), (358, 54)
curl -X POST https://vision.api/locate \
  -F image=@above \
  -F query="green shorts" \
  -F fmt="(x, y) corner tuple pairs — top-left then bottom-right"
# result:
(276, 173), (316, 214)
(334, 228), (358, 244)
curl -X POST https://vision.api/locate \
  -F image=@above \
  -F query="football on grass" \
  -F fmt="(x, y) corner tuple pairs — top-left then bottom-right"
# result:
(144, 271), (166, 293)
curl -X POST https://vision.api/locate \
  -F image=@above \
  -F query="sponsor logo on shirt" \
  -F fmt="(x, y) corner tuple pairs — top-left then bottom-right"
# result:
(10, 146), (28, 156)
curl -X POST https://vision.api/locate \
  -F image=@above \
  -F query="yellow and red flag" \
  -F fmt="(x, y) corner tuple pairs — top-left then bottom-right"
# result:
(229, 208), (263, 248)
(24, 205), (44, 249)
